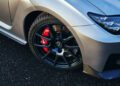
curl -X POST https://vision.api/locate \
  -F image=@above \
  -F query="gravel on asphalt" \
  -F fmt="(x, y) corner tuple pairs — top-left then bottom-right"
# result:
(0, 34), (120, 86)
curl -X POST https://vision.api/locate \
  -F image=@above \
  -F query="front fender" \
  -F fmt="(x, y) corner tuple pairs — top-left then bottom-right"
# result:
(30, 0), (103, 26)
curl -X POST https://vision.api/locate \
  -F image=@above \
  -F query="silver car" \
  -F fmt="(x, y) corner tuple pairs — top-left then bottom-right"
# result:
(0, 0), (120, 79)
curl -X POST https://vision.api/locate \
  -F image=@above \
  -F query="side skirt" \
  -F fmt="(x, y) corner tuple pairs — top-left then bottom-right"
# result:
(0, 21), (12, 30)
(0, 21), (27, 45)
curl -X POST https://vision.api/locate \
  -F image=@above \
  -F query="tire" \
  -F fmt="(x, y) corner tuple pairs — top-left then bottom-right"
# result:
(28, 13), (83, 70)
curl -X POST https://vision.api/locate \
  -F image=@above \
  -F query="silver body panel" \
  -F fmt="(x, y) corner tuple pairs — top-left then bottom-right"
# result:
(0, 0), (120, 79)
(0, 0), (11, 25)
(88, 0), (120, 15)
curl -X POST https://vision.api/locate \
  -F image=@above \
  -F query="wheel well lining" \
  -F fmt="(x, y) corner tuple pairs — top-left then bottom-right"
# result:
(24, 11), (42, 40)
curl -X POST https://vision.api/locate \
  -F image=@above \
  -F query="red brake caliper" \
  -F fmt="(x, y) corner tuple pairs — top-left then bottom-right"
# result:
(40, 27), (50, 53)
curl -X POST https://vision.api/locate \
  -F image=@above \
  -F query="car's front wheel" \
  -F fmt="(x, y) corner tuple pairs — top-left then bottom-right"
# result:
(28, 13), (82, 70)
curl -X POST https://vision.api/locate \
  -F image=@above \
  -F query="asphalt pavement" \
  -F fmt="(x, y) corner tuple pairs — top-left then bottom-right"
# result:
(0, 34), (120, 86)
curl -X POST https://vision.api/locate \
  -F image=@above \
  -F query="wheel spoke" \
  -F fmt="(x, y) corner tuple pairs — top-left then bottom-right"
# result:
(61, 56), (71, 67)
(53, 55), (59, 66)
(70, 51), (79, 60)
(35, 33), (51, 41)
(67, 46), (80, 59)
(63, 36), (73, 43)
(41, 51), (51, 59)
(33, 43), (50, 48)
(65, 45), (79, 49)
(64, 50), (78, 61)
(52, 25), (63, 40)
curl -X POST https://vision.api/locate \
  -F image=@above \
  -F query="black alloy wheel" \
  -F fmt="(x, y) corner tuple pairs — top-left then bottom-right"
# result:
(28, 13), (82, 70)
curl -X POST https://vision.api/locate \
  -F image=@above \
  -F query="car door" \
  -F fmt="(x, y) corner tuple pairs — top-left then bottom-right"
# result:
(0, 0), (11, 26)
(9, 0), (20, 22)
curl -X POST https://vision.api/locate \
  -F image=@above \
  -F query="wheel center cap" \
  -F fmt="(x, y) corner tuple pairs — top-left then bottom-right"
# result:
(57, 49), (65, 56)
(52, 48), (65, 56)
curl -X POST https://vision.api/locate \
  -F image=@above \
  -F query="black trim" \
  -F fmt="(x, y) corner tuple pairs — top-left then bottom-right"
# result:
(88, 12), (120, 17)
(104, 54), (120, 71)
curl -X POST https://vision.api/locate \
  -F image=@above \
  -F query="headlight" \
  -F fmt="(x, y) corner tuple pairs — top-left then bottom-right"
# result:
(88, 12), (120, 34)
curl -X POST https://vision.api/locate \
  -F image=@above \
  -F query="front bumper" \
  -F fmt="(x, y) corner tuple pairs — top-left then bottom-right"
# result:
(72, 24), (120, 79)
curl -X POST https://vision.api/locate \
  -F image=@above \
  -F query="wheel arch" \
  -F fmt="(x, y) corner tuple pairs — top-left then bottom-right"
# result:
(23, 8), (73, 41)
(23, 8), (85, 62)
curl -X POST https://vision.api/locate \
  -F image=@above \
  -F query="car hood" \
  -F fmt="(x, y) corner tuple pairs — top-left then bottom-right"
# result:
(88, 0), (120, 15)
